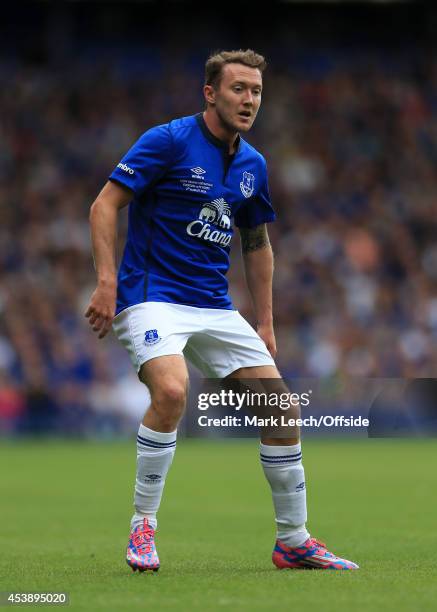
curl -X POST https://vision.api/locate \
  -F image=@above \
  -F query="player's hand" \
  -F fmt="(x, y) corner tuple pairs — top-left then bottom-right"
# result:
(84, 281), (116, 339)
(257, 323), (277, 359)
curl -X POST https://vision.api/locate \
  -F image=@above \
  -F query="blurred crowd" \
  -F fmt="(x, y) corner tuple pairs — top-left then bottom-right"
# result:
(1, 20), (437, 436)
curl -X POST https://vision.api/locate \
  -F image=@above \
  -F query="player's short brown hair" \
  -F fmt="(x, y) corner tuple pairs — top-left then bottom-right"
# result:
(205, 49), (267, 89)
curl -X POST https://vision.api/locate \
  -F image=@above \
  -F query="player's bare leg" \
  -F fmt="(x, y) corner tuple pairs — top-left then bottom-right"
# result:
(227, 364), (358, 570)
(126, 355), (188, 572)
(140, 354), (189, 432)
(226, 364), (298, 445)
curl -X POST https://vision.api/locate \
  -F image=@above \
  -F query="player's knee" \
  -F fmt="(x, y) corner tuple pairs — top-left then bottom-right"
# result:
(153, 381), (187, 410)
(150, 382), (186, 430)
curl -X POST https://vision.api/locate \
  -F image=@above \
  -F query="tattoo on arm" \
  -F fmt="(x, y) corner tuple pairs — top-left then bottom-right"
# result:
(240, 224), (270, 253)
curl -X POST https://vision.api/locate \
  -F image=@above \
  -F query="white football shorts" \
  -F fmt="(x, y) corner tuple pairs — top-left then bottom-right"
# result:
(112, 302), (275, 378)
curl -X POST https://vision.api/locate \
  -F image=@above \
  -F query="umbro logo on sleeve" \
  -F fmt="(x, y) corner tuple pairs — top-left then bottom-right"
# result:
(117, 162), (135, 175)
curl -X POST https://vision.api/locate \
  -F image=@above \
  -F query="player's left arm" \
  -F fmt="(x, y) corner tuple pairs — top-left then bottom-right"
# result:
(239, 224), (276, 358)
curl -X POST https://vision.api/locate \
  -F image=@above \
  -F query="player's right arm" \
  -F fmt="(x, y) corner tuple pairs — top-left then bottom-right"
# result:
(85, 180), (132, 339)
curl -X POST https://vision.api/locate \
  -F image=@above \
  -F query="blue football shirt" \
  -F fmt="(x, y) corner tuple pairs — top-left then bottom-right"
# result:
(109, 113), (275, 314)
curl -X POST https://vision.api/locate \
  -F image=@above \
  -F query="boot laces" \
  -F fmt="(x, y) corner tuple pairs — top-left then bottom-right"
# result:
(310, 538), (327, 550)
(132, 523), (154, 554)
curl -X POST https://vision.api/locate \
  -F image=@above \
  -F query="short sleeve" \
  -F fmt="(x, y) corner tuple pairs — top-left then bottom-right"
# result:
(234, 159), (276, 229)
(109, 124), (173, 196)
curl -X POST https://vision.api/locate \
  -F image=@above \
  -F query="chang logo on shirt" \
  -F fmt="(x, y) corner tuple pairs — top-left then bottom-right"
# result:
(186, 198), (232, 247)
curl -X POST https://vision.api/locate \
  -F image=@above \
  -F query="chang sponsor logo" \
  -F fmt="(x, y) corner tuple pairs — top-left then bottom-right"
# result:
(186, 221), (232, 246)
(186, 198), (232, 247)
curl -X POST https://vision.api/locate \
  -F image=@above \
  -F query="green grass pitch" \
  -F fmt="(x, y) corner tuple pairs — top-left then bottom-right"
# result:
(1, 438), (436, 611)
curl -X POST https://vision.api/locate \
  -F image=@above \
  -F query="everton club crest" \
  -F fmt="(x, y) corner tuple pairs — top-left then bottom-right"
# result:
(144, 329), (161, 345)
(240, 171), (255, 199)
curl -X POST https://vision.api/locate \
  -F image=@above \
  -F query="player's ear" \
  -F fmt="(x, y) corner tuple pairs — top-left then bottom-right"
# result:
(204, 84), (216, 106)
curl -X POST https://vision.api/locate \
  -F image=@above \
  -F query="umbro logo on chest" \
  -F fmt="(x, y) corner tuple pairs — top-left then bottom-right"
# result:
(181, 168), (213, 194)
(191, 167), (206, 180)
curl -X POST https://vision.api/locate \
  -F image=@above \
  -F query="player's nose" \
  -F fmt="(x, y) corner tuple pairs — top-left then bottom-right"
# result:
(242, 92), (254, 106)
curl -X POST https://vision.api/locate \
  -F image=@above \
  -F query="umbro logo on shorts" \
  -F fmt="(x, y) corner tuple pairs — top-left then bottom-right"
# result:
(144, 329), (161, 345)
(296, 481), (306, 491)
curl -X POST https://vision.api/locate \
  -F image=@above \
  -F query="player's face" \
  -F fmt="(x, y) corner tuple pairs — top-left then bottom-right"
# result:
(210, 64), (263, 133)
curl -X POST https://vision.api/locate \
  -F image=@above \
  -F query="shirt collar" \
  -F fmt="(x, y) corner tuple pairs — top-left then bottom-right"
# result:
(196, 112), (241, 154)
